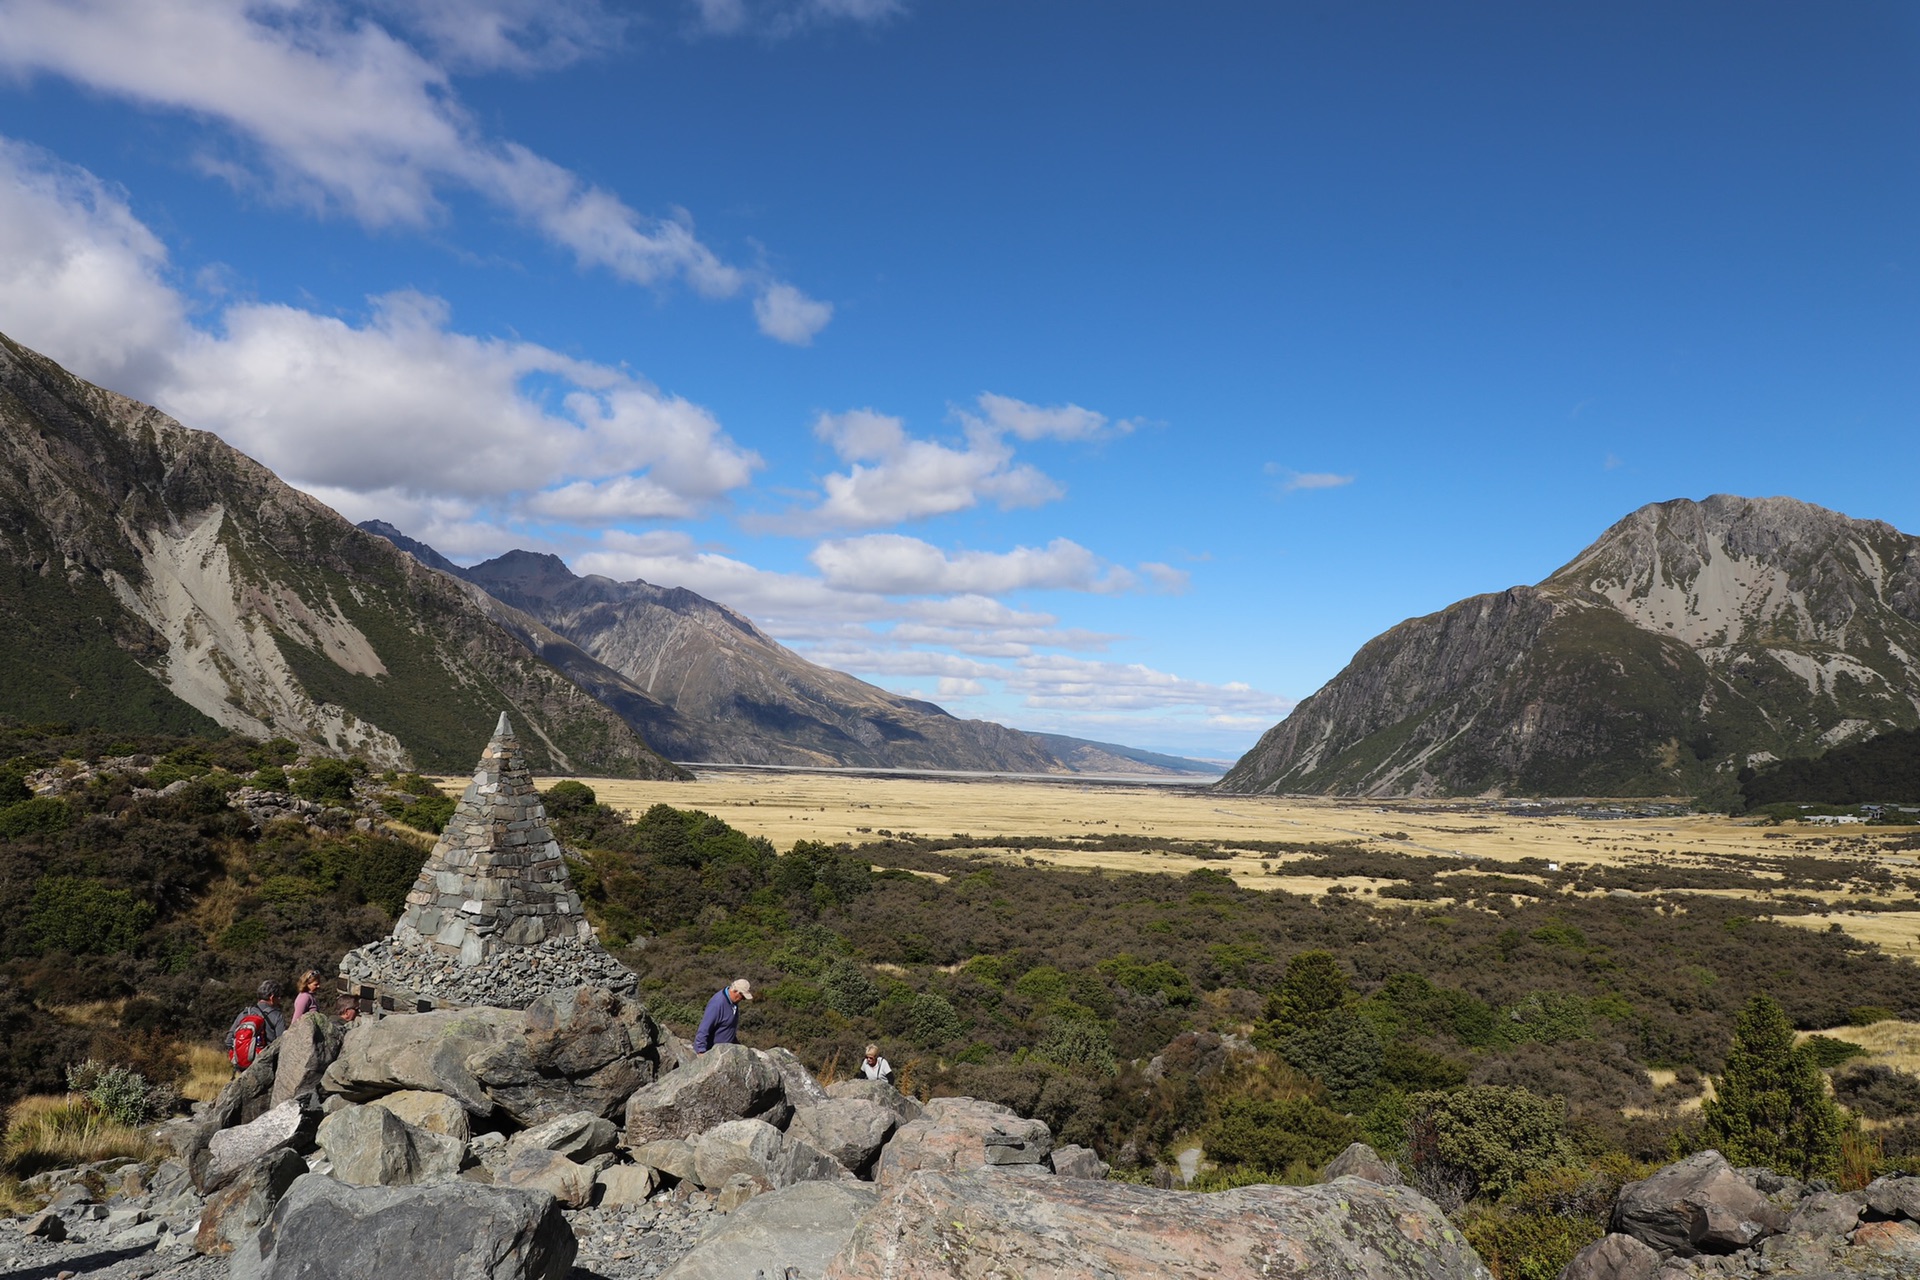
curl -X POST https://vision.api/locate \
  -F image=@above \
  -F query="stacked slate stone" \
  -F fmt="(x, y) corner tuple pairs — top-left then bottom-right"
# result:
(339, 713), (634, 1011)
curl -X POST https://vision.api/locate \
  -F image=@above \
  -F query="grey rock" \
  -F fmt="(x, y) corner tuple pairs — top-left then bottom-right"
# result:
(317, 1103), (465, 1187)
(230, 1173), (575, 1280)
(1048, 1145), (1109, 1180)
(767, 1047), (831, 1109)
(371, 1089), (472, 1143)
(693, 1119), (785, 1189)
(769, 1134), (855, 1189)
(110, 1218), (165, 1246)
(1559, 1232), (1663, 1280)
(213, 1037), (286, 1131)
(660, 1181), (878, 1280)
(788, 1100), (896, 1177)
(1785, 1189), (1864, 1236)
(1865, 1176), (1920, 1222)
(323, 1006), (517, 1113)
(505, 1111), (618, 1162)
(22, 1211), (65, 1240)
(824, 1079), (924, 1127)
(500, 1147), (600, 1208)
(714, 1171), (771, 1212)
(623, 1043), (784, 1147)
(595, 1163), (659, 1206)
(1611, 1150), (1784, 1257)
(823, 1170), (1490, 1279)
(876, 1098), (1051, 1187)
(633, 1138), (697, 1182)
(1323, 1141), (1402, 1186)
(194, 1148), (304, 1255)
(206, 1100), (317, 1190)
(271, 1014), (346, 1108)
(467, 986), (661, 1125)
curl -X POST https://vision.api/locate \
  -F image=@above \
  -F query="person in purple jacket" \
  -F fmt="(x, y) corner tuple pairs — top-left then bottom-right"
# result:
(693, 978), (754, 1053)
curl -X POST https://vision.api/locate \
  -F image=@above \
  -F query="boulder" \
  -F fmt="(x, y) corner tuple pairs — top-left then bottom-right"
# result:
(1854, 1219), (1920, 1259)
(770, 1134), (857, 1188)
(1048, 1145), (1109, 1180)
(767, 1047), (831, 1108)
(22, 1210), (65, 1240)
(318, 1103), (465, 1187)
(788, 1100), (897, 1176)
(271, 1014), (347, 1108)
(875, 1097), (1051, 1187)
(1323, 1141), (1402, 1186)
(371, 1089), (472, 1144)
(693, 1118), (786, 1188)
(230, 1174), (574, 1280)
(825, 1078), (924, 1127)
(205, 1100), (317, 1190)
(506, 1111), (618, 1162)
(632, 1138), (697, 1182)
(467, 986), (662, 1125)
(622, 1043), (785, 1147)
(1864, 1176), (1920, 1222)
(1559, 1232), (1663, 1280)
(595, 1163), (659, 1207)
(660, 1181), (879, 1280)
(716, 1171), (772, 1212)
(1786, 1189), (1865, 1236)
(323, 1006), (518, 1114)
(824, 1170), (1490, 1279)
(1611, 1151), (1784, 1257)
(194, 1148), (304, 1255)
(212, 1038), (286, 1130)
(501, 1147), (602, 1208)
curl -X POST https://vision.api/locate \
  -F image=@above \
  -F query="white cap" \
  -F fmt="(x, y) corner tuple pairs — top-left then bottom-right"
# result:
(730, 978), (754, 1001)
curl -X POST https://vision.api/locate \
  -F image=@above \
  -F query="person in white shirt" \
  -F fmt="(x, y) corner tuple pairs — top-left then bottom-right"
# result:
(859, 1043), (892, 1084)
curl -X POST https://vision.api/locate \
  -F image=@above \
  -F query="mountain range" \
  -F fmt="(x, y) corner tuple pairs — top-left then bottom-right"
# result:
(1220, 495), (1920, 798)
(0, 331), (1217, 779)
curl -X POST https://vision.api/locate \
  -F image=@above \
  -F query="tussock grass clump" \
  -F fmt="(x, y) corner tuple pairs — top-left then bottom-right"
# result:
(1, 1093), (160, 1177)
(181, 1044), (233, 1103)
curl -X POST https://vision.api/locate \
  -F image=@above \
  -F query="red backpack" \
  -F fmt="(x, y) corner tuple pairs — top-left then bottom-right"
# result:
(229, 1007), (269, 1070)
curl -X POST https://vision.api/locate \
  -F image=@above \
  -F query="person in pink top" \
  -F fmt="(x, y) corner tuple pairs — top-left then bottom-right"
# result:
(290, 970), (322, 1023)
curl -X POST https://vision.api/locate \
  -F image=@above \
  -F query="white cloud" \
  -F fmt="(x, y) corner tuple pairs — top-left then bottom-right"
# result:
(753, 282), (834, 345)
(1006, 655), (1294, 717)
(808, 534), (1133, 595)
(690, 0), (904, 37)
(1139, 562), (1191, 593)
(372, 0), (627, 71)
(1266, 464), (1355, 493)
(959, 391), (1130, 442)
(0, 141), (762, 530)
(0, 0), (825, 339)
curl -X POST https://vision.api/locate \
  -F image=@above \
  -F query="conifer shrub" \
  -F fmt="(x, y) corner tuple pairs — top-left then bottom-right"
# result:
(1201, 1095), (1360, 1178)
(1406, 1085), (1575, 1207)
(1702, 995), (1844, 1178)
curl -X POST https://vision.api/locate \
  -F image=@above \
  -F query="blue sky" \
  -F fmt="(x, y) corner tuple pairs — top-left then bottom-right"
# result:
(1, 1), (1915, 760)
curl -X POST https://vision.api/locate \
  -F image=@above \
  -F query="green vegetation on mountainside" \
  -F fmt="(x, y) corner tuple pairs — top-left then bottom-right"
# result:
(1741, 729), (1920, 808)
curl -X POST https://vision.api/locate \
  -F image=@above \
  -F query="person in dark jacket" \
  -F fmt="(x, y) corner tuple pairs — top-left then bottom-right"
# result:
(224, 980), (287, 1066)
(693, 978), (753, 1053)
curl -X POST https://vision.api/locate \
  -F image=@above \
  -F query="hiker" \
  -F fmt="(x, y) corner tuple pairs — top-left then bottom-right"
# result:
(225, 980), (286, 1071)
(290, 970), (322, 1023)
(335, 996), (359, 1023)
(693, 978), (753, 1054)
(859, 1043), (893, 1084)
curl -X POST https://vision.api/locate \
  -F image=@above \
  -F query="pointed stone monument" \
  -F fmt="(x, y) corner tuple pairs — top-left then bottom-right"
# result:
(339, 714), (633, 1010)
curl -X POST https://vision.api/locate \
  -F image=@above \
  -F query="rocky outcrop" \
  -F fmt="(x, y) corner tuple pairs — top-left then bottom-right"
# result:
(1610, 1150), (1784, 1257)
(874, 1097), (1052, 1187)
(826, 1170), (1491, 1279)
(230, 1175), (575, 1280)
(1222, 495), (1920, 797)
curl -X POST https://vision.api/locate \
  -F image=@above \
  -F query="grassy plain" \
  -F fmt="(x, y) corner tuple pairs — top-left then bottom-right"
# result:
(435, 766), (1920, 944)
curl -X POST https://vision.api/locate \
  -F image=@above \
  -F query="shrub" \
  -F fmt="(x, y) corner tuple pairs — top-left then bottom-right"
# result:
(1834, 1065), (1920, 1121)
(1, 1093), (158, 1176)
(27, 877), (154, 955)
(1264, 951), (1349, 1033)
(1201, 1095), (1360, 1176)
(250, 766), (289, 792)
(822, 959), (880, 1018)
(1802, 1035), (1868, 1068)
(1279, 1007), (1383, 1101)
(0, 797), (72, 839)
(1703, 995), (1844, 1179)
(65, 1060), (169, 1126)
(1462, 1207), (1605, 1280)
(1035, 1017), (1117, 1076)
(1406, 1086), (1575, 1206)
(290, 758), (357, 806)
(907, 993), (963, 1047)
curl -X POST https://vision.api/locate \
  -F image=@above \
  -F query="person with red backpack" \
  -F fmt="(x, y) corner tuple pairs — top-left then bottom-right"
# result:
(225, 980), (287, 1071)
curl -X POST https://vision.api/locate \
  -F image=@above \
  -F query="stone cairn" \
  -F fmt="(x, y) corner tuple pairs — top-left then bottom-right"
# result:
(340, 713), (634, 1010)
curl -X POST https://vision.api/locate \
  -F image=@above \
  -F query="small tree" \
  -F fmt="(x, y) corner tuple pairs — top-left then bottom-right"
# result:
(1264, 950), (1350, 1034)
(1406, 1085), (1574, 1207)
(1703, 995), (1844, 1178)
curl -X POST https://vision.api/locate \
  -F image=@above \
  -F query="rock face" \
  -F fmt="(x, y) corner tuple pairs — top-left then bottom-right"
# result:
(826, 1170), (1491, 1279)
(1610, 1150), (1784, 1257)
(231, 1174), (575, 1280)
(0, 330), (680, 776)
(660, 1181), (879, 1280)
(1220, 495), (1920, 797)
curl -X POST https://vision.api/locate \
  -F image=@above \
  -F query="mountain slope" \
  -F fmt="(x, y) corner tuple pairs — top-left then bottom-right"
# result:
(1220, 495), (1920, 798)
(0, 332), (683, 778)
